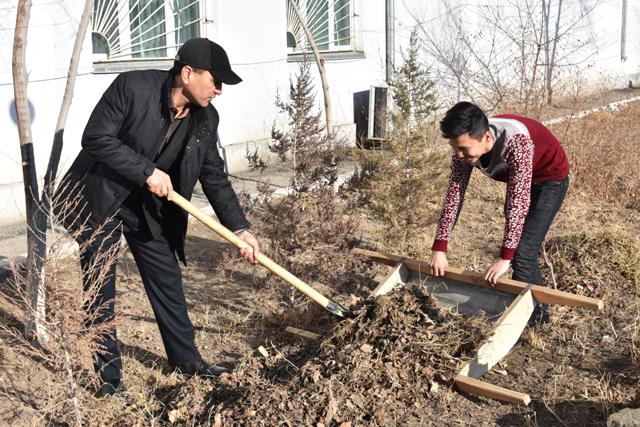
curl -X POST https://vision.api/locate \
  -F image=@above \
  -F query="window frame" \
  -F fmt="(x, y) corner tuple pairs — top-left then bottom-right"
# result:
(286, 0), (360, 56)
(91, 0), (205, 66)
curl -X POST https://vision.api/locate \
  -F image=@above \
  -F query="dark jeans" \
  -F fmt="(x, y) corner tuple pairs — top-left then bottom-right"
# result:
(79, 218), (200, 386)
(511, 176), (569, 285)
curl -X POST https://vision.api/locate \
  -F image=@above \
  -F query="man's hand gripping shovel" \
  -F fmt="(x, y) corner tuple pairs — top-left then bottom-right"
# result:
(170, 192), (356, 318)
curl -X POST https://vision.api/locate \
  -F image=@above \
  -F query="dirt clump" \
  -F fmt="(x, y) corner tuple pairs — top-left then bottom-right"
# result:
(163, 285), (490, 425)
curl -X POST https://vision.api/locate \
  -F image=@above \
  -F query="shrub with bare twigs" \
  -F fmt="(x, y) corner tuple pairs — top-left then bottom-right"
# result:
(243, 54), (363, 295)
(254, 188), (361, 286)
(0, 188), (125, 425)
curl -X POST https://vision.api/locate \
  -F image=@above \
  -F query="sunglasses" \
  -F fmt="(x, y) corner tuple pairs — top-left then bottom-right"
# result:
(213, 76), (222, 90)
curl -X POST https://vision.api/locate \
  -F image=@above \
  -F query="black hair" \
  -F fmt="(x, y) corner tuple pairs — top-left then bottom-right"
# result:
(439, 101), (489, 139)
(170, 61), (206, 77)
(170, 61), (184, 77)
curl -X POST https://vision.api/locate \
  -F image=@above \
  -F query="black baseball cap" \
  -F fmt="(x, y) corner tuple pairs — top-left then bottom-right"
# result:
(175, 38), (242, 85)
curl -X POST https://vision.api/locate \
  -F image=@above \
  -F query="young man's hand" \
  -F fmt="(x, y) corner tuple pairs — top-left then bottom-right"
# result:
(237, 231), (260, 264)
(429, 251), (448, 276)
(484, 259), (511, 285)
(146, 168), (173, 199)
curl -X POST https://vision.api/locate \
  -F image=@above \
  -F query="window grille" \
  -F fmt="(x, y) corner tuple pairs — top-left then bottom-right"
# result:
(287, 0), (353, 53)
(92, 0), (202, 61)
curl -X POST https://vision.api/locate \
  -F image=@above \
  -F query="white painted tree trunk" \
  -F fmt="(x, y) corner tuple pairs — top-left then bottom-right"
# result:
(12, 0), (48, 344)
(14, 0), (94, 345)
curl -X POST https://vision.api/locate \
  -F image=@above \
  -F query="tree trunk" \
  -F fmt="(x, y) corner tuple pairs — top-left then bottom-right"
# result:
(42, 0), (94, 337)
(13, 0), (93, 344)
(289, 0), (337, 188)
(46, 0), (93, 194)
(544, 0), (563, 105)
(12, 0), (47, 343)
(62, 324), (83, 426)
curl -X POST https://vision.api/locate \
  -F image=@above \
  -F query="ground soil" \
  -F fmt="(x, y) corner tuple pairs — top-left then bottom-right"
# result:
(1, 107), (639, 426)
(2, 193), (637, 426)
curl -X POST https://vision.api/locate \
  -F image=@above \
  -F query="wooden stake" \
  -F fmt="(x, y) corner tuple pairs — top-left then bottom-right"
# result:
(453, 375), (531, 405)
(284, 326), (321, 341)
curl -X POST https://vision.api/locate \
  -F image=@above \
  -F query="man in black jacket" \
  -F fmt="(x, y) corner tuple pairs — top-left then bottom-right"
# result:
(54, 38), (260, 396)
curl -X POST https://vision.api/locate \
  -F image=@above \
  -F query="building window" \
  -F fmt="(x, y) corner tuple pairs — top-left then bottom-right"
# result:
(287, 0), (353, 53)
(92, 0), (201, 61)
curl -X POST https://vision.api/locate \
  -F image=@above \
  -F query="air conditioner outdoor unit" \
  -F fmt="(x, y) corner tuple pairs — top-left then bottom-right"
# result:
(353, 85), (388, 149)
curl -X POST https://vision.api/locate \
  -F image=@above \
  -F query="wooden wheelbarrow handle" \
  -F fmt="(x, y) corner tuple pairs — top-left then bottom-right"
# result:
(170, 192), (351, 317)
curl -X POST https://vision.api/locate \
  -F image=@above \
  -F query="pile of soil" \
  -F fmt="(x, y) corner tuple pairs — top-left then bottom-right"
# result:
(165, 285), (490, 425)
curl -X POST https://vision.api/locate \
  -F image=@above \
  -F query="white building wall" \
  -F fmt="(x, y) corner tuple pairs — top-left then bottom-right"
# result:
(1, 0), (639, 225)
(209, 0), (388, 171)
(0, 1), (96, 225)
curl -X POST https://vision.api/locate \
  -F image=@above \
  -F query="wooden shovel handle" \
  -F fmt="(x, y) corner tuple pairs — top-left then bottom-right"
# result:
(170, 192), (338, 312)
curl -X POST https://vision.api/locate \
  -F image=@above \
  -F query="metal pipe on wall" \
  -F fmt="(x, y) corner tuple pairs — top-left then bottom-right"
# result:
(386, 0), (395, 82)
(621, 0), (627, 62)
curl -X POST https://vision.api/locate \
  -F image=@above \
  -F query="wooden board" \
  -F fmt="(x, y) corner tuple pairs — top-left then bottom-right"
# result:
(410, 272), (515, 317)
(355, 248), (603, 311)
(458, 287), (534, 378)
(284, 326), (321, 340)
(358, 249), (598, 406)
(453, 375), (531, 405)
(371, 262), (409, 297)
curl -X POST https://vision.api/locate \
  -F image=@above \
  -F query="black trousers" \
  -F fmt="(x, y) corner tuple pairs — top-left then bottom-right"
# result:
(79, 218), (200, 386)
(511, 176), (569, 285)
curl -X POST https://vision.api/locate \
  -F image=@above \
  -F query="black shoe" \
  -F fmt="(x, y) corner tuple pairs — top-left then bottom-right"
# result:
(95, 382), (133, 405)
(173, 359), (232, 379)
(528, 303), (551, 327)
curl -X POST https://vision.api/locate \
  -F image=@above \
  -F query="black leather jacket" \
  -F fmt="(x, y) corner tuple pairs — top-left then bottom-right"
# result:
(55, 70), (249, 261)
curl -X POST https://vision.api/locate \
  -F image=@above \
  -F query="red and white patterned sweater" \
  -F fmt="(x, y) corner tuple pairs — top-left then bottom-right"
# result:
(432, 114), (569, 260)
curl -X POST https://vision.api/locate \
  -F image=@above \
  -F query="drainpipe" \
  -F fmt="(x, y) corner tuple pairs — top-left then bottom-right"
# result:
(621, 0), (627, 62)
(386, 0), (395, 82)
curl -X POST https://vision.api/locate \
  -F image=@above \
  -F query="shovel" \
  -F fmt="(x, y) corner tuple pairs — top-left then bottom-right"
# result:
(170, 192), (353, 318)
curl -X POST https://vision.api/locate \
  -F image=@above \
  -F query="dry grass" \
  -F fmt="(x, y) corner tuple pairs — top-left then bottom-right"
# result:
(541, 202), (640, 392)
(547, 222), (640, 296)
(549, 102), (640, 210)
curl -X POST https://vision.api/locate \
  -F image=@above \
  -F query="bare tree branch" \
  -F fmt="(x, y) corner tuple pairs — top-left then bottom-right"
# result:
(289, 0), (337, 188)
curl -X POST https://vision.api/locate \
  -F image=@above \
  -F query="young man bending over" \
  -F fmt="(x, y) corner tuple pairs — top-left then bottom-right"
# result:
(429, 102), (569, 312)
